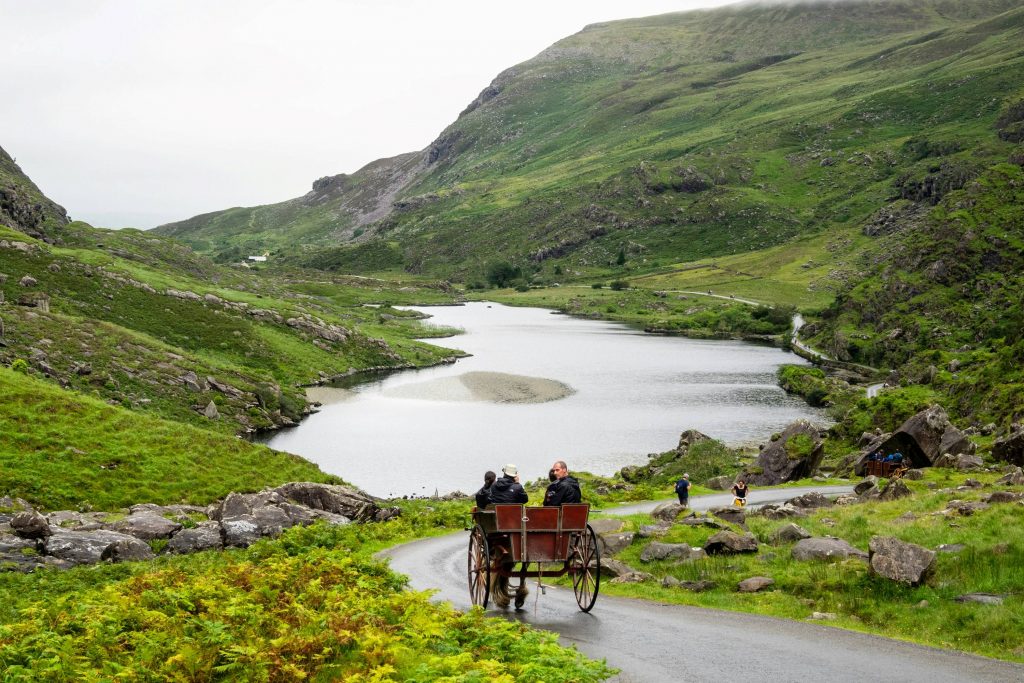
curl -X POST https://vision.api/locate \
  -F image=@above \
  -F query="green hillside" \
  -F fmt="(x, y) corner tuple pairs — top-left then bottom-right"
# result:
(155, 0), (1023, 284)
(0, 366), (338, 510)
(0, 220), (459, 437)
(809, 156), (1024, 428)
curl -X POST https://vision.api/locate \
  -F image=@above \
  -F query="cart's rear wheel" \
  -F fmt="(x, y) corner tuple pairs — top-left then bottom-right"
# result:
(468, 526), (490, 608)
(571, 525), (600, 612)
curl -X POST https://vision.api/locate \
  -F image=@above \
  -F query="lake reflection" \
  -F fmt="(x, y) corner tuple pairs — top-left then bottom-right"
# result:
(264, 302), (826, 497)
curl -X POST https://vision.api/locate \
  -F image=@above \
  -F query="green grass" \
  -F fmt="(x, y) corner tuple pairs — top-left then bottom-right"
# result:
(1, 219), (463, 436)
(599, 470), (1024, 662)
(0, 367), (339, 510)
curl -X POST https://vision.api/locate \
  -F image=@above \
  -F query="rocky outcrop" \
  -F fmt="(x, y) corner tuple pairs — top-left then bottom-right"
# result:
(704, 531), (758, 555)
(869, 536), (936, 585)
(756, 503), (806, 520)
(786, 492), (832, 509)
(737, 576), (775, 592)
(0, 482), (397, 573)
(273, 482), (398, 522)
(10, 510), (51, 539)
(770, 523), (812, 544)
(650, 501), (687, 522)
(167, 522), (224, 554)
(878, 479), (912, 501)
(598, 531), (635, 557)
(791, 537), (867, 561)
(710, 506), (746, 527)
(599, 558), (640, 579)
(640, 542), (706, 563)
(706, 475), (734, 490)
(745, 421), (824, 485)
(854, 405), (974, 474)
(110, 513), (182, 540)
(996, 467), (1024, 485)
(46, 529), (155, 566)
(993, 429), (1024, 467)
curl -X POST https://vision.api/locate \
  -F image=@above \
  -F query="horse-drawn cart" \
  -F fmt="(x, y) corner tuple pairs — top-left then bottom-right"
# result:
(468, 503), (600, 612)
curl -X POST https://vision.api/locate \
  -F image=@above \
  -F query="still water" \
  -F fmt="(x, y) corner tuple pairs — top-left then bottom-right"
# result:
(265, 302), (825, 497)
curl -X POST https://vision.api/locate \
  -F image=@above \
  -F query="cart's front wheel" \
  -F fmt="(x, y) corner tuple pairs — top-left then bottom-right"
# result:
(570, 525), (600, 612)
(468, 526), (491, 608)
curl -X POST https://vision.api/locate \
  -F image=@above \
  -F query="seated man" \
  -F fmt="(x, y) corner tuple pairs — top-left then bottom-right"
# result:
(488, 464), (528, 505)
(488, 464), (529, 608)
(540, 458), (581, 507)
(544, 460), (581, 506)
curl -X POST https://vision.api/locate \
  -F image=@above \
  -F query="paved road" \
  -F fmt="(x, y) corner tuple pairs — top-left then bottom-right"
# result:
(381, 488), (1024, 683)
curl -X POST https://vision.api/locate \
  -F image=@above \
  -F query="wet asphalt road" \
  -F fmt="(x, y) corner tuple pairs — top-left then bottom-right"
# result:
(381, 487), (1024, 682)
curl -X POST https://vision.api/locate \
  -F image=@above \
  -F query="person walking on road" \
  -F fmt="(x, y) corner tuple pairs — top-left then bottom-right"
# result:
(675, 473), (691, 506)
(731, 479), (749, 507)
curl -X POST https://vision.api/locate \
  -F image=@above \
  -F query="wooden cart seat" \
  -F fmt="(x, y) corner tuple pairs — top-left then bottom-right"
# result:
(490, 504), (590, 563)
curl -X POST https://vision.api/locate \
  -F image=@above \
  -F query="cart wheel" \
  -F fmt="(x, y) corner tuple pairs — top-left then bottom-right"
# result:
(468, 526), (491, 608)
(571, 524), (600, 612)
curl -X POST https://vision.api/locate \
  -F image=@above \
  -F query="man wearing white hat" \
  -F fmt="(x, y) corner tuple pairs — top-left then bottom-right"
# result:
(488, 464), (529, 505)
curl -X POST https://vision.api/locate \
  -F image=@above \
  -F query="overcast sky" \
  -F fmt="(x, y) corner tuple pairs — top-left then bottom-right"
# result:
(2, 0), (740, 229)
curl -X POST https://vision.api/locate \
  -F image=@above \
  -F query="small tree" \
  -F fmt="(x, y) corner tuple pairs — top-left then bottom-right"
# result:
(616, 248), (627, 266)
(485, 261), (521, 288)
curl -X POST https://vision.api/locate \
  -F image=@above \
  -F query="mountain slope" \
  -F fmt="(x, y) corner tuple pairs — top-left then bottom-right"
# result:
(154, 0), (1024, 282)
(1, 157), (459, 438)
(0, 145), (69, 241)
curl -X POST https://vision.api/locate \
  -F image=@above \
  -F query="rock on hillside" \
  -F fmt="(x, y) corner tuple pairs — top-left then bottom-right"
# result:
(745, 420), (824, 486)
(0, 145), (69, 241)
(853, 405), (974, 475)
(0, 482), (399, 572)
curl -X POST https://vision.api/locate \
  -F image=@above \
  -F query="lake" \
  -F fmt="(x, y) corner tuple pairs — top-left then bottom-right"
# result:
(264, 302), (826, 497)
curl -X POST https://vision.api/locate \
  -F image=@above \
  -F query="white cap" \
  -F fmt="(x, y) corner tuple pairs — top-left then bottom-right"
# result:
(502, 464), (518, 476)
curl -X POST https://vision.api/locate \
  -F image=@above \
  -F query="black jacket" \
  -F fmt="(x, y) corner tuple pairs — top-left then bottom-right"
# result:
(544, 475), (581, 506)
(475, 485), (492, 509)
(489, 475), (528, 504)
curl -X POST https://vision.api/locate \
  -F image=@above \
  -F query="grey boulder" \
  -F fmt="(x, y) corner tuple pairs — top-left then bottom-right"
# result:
(111, 513), (182, 540)
(745, 420), (824, 486)
(737, 576), (775, 592)
(869, 536), (936, 586)
(167, 522), (224, 554)
(46, 530), (154, 565)
(770, 523), (812, 544)
(11, 509), (52, 539)
(791, 537), (867, 562)
(704, 531), (758, 555)
(640, 542), (705, 563)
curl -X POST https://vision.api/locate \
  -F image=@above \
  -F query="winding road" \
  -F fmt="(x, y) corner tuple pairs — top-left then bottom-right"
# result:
(381, 487), (1024, 682)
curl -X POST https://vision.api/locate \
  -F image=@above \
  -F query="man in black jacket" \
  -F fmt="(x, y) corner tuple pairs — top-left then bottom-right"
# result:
(488, 464), (528, 505)
(544, 460), (581, 506)
(487, 464), (529, 608)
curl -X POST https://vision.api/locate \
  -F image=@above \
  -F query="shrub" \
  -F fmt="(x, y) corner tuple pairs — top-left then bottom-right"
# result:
(486, 261), (522, 288)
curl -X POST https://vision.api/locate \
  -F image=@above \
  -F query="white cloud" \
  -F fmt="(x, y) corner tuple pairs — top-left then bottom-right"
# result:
(1, 0), (739, 228)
